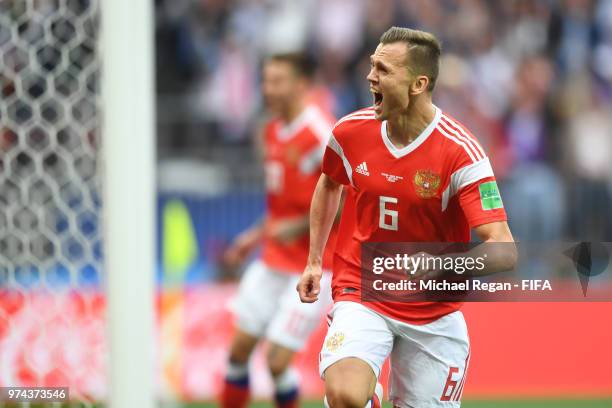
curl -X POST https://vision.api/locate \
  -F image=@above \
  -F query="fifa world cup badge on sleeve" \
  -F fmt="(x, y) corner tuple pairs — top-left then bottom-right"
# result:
(479, 181), (504, 210)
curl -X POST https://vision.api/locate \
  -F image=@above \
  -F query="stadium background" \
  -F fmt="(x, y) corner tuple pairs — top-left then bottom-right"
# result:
(1, 0), (612, 406)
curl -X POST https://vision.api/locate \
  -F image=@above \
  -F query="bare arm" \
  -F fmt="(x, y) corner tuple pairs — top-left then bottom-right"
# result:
(297, 174), (343, 302)
(410, 221), (517, 280)
(307, 174), (343, 267)
(468, 220), (517, 276)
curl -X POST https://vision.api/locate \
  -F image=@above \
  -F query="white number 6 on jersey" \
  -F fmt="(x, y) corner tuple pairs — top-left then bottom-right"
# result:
(379, 196), (398, 231)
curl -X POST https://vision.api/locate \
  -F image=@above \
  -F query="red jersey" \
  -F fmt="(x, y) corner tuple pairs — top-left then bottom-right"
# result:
(261, 105), (337, 273)
(322, 106), (507, 324)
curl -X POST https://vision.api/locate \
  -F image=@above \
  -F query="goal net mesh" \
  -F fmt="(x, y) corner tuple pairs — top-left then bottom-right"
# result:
(1, 0), (104, 404)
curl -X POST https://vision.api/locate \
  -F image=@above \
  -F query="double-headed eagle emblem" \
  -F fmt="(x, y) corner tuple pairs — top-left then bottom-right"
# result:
(413, 170), (441, 199)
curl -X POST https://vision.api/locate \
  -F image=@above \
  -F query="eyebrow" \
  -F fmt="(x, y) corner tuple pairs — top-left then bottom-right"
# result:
(370, 55), (390, 71)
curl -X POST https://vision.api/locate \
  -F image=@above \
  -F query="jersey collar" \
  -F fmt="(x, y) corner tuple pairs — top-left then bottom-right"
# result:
(380, 105), (441, 159)
(277, 105), (315, 141)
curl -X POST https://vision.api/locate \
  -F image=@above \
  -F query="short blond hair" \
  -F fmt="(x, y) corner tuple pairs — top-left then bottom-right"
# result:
(380, 26), (442, 91)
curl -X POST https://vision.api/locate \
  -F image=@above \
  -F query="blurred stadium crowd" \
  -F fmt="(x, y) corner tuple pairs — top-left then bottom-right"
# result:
(155, 0), (612, 245)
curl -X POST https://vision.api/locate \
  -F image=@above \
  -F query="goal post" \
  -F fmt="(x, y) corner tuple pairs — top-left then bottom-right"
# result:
(101, 0), (156, 407)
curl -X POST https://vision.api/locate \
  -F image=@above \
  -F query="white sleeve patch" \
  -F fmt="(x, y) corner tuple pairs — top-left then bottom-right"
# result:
(327, 134), (353, 185)
(441, 158), (494, 211)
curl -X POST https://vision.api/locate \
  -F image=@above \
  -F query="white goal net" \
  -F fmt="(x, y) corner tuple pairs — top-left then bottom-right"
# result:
(1, 0), (104, 404)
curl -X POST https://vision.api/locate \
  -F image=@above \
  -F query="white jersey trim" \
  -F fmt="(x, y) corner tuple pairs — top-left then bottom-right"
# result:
(297, 106), (333, 174)
(299, 145), (325, 174)
(333, 106), (376, 129)
(380, 105), (442, 159)
(277, 105), (331, 142)
(334, 114), (376, 129)
(438, 118), (483, 161)
(441, 114), (485, 158)
(437, 124), (478, 163)
(327, 133), (354, 186)
(441, 158), (494, 211)
(305, 105), (334, 145)
(341, 106), (375, 119)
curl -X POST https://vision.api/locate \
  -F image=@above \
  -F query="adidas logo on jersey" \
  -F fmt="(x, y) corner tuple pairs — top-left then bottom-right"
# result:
(355, 161), (370, 176)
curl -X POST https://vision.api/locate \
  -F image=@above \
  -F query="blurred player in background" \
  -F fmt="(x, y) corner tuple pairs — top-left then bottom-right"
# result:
(298, 27), (516, 408)
(220, 53), (337, 408)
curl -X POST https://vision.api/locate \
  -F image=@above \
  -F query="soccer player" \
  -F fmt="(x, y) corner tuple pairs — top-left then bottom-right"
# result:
(220, 53), (336, 408)
(297, 27), (517, 408)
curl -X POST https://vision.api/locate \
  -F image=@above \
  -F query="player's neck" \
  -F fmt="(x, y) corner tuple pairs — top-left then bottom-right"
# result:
(386, 100), (435, 149)
(281, 99), (307, 125)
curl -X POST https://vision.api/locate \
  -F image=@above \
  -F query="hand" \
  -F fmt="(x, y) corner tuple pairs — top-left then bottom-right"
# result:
(296, 264), (323, 303)
(222, 228), (261, 269)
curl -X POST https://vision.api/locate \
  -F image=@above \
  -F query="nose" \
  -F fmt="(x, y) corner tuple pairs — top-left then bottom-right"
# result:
(367, 67), (377, 84)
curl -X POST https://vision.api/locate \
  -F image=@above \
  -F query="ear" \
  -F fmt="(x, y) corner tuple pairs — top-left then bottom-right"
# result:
(409, 75), (430, 96)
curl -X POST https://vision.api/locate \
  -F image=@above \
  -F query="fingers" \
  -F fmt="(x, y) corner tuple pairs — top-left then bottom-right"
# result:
(299, 285), (318, 303)
(299, 292), (318, 303)
(297, 276), (319, 303)
(301, 295), (318, 303)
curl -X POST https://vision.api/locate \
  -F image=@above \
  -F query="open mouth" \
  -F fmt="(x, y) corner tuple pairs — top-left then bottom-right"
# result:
(372, 91), (383, 109)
